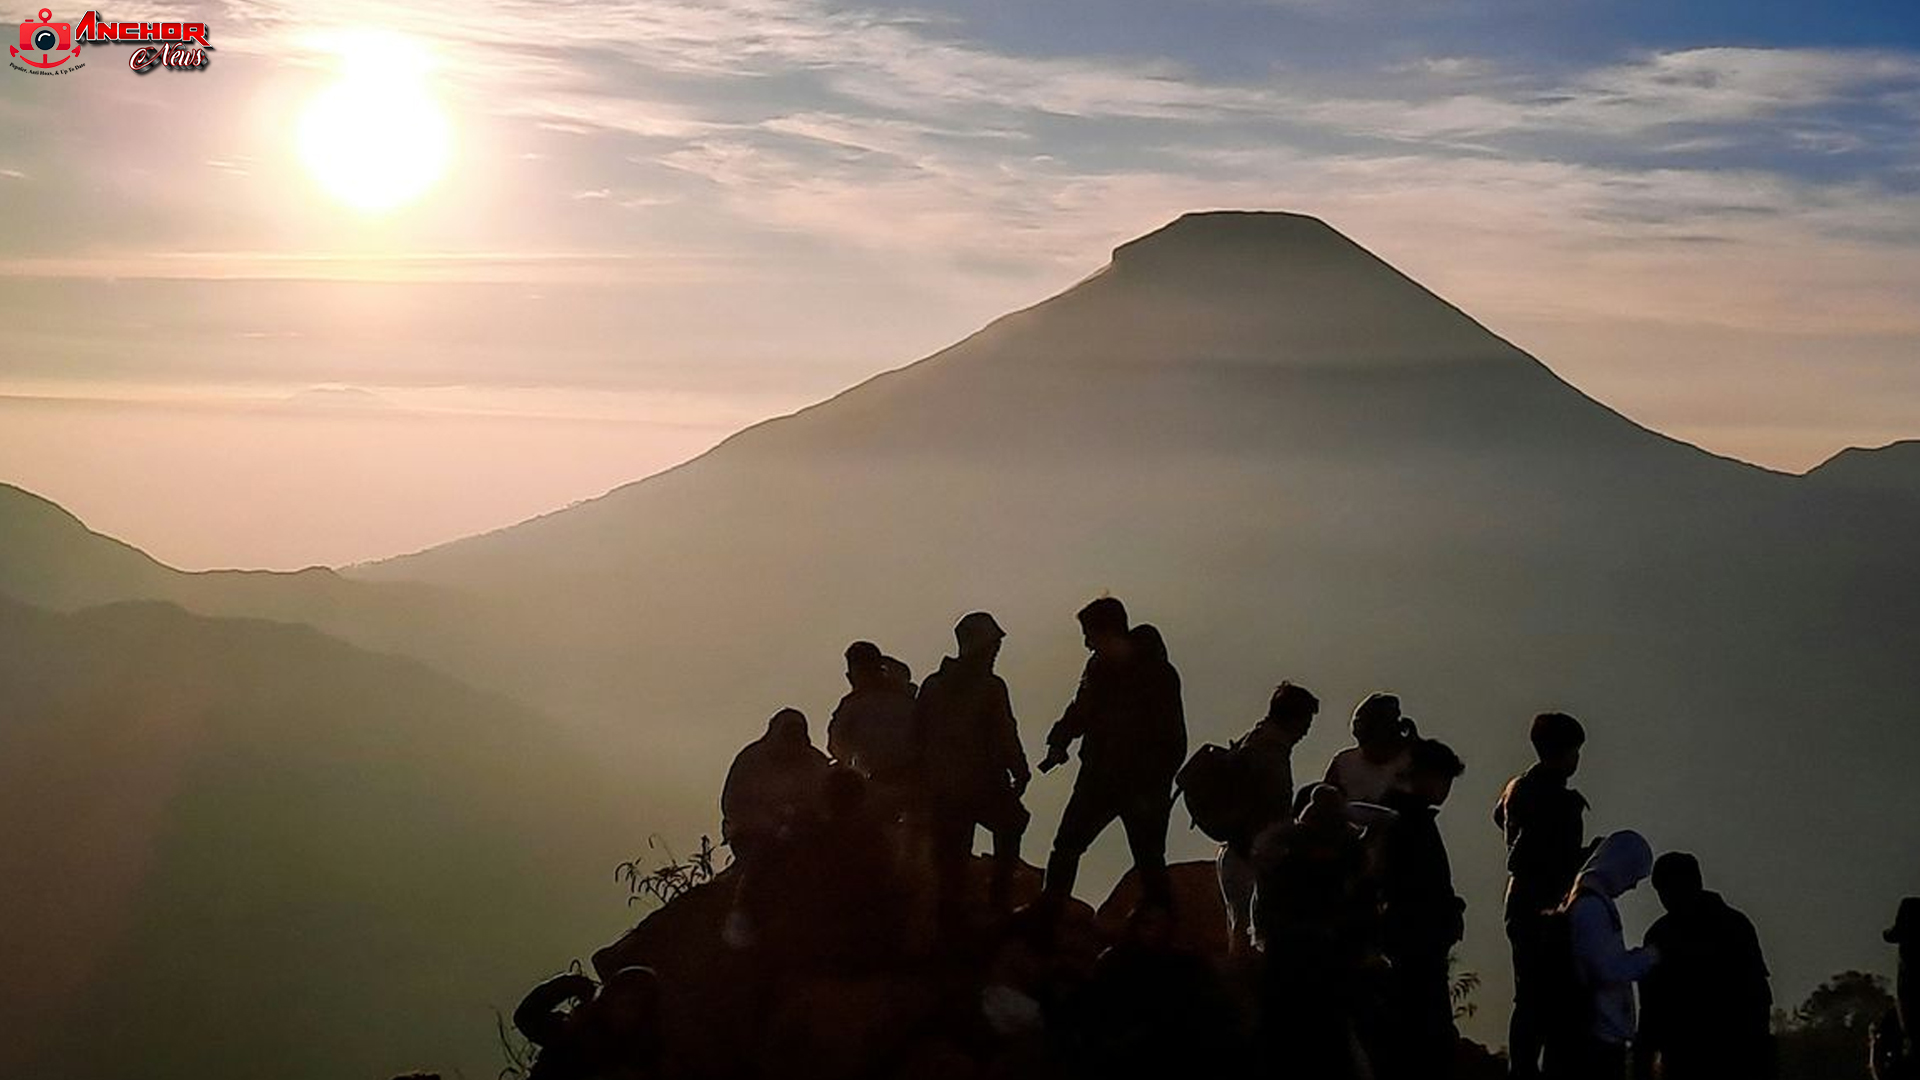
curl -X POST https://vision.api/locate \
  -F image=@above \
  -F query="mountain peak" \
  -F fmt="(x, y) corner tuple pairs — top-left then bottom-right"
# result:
(1117, 209), (1337, 253)
(1109, 211), (1357, 276)
(984, 209), (1528, 374)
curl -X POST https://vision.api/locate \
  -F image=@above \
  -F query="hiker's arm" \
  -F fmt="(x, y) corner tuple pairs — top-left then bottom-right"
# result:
(514, 973), (595, 1047)
(996, 680), (1031, 793)
(826, 704), (849, 764)
(1041, 667), (1094, 768)
(1571, 899), (1658, 983)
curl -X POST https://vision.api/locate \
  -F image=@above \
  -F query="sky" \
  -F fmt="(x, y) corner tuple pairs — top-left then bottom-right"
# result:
(4, 0), (1919, 569)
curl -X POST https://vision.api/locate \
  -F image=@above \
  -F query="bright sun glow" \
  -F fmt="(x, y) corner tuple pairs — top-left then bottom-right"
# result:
(297, 33), (452, 213)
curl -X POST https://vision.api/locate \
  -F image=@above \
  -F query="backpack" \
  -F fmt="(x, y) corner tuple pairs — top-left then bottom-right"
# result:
(1175, 741), (1252, 843)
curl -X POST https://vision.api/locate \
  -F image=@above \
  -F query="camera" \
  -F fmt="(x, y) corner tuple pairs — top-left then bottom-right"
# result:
(13, 9), (75, 63)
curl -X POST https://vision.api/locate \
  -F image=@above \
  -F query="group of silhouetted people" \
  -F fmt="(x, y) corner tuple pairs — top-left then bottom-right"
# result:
(504, 595), (1913, 1080)
(719, 597), (1188, 958)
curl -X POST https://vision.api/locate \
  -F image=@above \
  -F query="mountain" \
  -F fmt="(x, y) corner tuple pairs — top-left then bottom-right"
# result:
(0, 596), (636, 1080)
(0, 480), (486, 671)
(345, 212), (1919, 1029)
(1806, 439), (1920, 502)
(5, 211), (1917, 1056)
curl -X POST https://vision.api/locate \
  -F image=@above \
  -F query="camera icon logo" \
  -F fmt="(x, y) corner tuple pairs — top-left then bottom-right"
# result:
(12, 8), (82, 70)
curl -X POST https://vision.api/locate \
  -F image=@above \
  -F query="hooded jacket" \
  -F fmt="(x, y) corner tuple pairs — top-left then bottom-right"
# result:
(721, 720), (829, 845)
(1567, 830), (1658, 1044)
(1045, 624), (1186, 791)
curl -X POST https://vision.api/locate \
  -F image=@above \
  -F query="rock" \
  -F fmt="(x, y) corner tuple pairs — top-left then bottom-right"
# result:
(1093, 860), (1232, 959)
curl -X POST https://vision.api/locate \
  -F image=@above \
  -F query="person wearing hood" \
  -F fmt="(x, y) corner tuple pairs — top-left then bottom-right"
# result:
(1564, 830), (1661, 1080)
(914, 611), (1032, 928)
(720, 708), (830, 864)
(1036, 597), (1187, 915)
(1634, 852), (1772, 1080)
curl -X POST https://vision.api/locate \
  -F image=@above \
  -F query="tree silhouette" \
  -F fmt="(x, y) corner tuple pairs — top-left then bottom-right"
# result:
(1777, 970), (1895, 1080)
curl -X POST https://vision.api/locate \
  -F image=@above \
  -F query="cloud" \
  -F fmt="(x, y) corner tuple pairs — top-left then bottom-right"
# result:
(7, 0), (1920, 412)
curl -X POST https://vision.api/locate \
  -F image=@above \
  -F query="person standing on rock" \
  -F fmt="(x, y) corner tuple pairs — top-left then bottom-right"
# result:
(1215, 681), (1320, 956)
(914, 611), (1032, 931)
(827, 640), (920, 819)
(720, 708), (831, 865)
(1564, 830), (1661, 1080)
(1324, 692), (1416, 805)
(1493, 711), (1593, 1080)
(1635, 852), (1773, 1080)
(1373, 738), (1468, 1080)
(1036, 597), (1187, 916)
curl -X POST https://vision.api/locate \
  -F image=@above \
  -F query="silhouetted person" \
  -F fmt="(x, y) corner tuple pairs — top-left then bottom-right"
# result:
(827, 640), (920, 809)
(1324, 692), (1415, 804)
(1872, 899), (1920, 1080)
(777, 765), (906, 972)
(1374, 738), (1468, 1080)
(1253, 784), (1375, 1079)
(878, 653), (917, 696)
(514, 966), (663, 1080)
(1635, 852), (1772, 1080)
(1037, 598), (1186, 915)
(720, 708), (830, 864)
(1494, 711), (1591, 1080)
(1216, 681), (1319, 956)
(1564, 831), (1660, 1080)
(915, 611), (1032, 930)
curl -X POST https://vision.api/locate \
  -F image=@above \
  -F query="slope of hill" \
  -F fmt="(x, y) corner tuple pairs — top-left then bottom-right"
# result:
(0, 597), (637, 1080)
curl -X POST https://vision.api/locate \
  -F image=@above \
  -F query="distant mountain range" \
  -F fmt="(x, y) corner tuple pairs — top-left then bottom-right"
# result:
(4, 211), (1916, 1078)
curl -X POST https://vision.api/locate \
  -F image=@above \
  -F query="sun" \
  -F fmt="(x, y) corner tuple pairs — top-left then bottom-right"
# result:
(297, 33), (452, 213)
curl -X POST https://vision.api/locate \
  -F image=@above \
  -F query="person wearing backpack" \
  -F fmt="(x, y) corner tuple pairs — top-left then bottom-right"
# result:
(1199, 681), (1319, 956)
(1494, 711), (1592, 1080)
(1562, 830), (1661, 1080)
